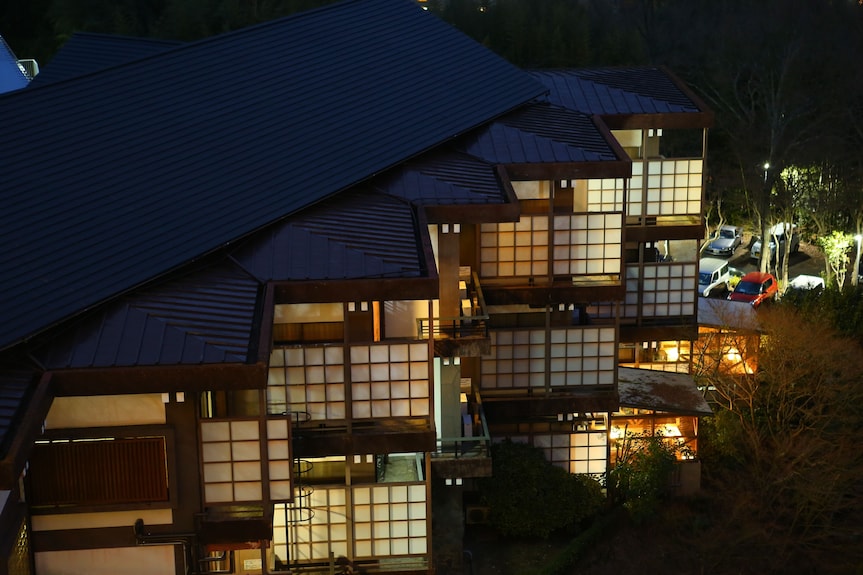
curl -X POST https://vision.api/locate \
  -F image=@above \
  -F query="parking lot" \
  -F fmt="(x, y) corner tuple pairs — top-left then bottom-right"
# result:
(702, 233), (825, 298)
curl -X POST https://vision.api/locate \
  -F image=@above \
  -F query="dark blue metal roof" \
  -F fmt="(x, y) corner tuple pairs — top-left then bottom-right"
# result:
(0, 0), (547, 351)
(458, 103), (620, 165)
(373, 150), (507, 207)
(531, 68), (703, 116)
(28, 32), (182, 87)
(232, 191), (427, 282)
(31, 261), (259, 369)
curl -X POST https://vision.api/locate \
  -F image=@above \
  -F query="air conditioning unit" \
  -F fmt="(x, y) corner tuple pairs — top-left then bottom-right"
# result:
(17, 59), (39, 79)
(465, 505), (490, 525)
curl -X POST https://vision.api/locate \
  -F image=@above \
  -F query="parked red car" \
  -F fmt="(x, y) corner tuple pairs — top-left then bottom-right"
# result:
(727, 271), (779, 308)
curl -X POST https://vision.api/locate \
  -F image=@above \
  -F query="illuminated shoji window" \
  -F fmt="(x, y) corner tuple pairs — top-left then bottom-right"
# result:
(268, 346), (346, 420)
(481, 327), (616, 389)
(585, 178), (625, 212)
(534, 431), (608, 475)
(548, 327), (616, 387)
(353, 484), (428, 558)
(623, 263), (697, 318)
(644, 159), (703, 217)
(552, 213), (622, 276)
(267, 418), (293, 501)
(479, 217), (549, 278)
(627, 162), (644, 218)
(350, 343), (429, 419)
(200, 420), (262, 503)
(274, 487), (348, 564)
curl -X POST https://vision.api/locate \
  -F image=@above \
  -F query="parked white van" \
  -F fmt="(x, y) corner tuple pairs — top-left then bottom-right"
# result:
(699, 257), (732, 297)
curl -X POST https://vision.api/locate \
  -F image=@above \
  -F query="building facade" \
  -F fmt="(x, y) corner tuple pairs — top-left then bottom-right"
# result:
(0, 1), (712, 574)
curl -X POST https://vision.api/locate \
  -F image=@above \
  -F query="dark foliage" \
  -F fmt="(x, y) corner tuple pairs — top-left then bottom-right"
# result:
(478, 440), (603, 539)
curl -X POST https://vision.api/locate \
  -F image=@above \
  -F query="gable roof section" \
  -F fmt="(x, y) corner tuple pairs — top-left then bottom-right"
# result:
(31, 261), (259, 369)
(531, 67), (713, 128)
(232, 191), (428, 283)
(0, 0), (547, 351)
(374, 149), (507, 206)
(456, 103), (631, 180)
(28, 32), (182, 86)
(460, 103), (621, 164)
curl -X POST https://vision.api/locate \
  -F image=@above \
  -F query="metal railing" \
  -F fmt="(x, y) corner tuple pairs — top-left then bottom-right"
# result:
(433, 395), (491, 459)
(417, 271), (490, 339)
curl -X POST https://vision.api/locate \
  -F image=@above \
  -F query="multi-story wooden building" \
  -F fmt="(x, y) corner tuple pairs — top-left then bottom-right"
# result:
(0, 1), (712, 574)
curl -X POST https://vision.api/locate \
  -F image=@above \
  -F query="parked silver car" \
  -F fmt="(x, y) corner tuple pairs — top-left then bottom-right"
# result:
(750, 222), (800, 262)
(705, 224), (743, 257)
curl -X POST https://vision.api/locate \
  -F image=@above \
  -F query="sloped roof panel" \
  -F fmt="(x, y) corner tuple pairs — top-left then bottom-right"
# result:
(233, 191), (426, 282)
(531, 67), (703, 116)
(28, 32), (182, 86)
(30, 262), (259, 369)
(374, 150), (507, 206)
(0, 0), (547, 350)
(618, 367), (712, 416)
(458, 104), (619, 165)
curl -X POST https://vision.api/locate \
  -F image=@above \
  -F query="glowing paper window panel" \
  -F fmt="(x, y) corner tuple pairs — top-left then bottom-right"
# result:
(572, 432), (608, 475)
(353, 484), (428, 559)
(479, 217), (549, 278)
(350, 343), (430, 420)
(644, 159), (703, 217)
(481, 328), (615, 390)
(552, 214), (622, 276)
(267, 345), (346, 420)
(274, 486), (348, 564)
(200, 420), (263, 504)
(639, 263), (697, 318)
(533, 432), (607, 476)
(585, 178), (625, 212)
(267, 418), (293, 501)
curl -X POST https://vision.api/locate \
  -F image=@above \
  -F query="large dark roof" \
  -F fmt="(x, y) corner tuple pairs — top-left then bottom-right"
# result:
(0, 0), (547, 351)
(29, 32), (182, 86)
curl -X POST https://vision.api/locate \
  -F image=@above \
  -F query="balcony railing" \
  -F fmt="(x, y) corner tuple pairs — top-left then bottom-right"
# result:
(417, 271), (489, 340)
(432, 390), (491, 460)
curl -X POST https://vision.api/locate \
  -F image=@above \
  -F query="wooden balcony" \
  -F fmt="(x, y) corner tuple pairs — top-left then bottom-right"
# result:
(417, 271), (491, 358)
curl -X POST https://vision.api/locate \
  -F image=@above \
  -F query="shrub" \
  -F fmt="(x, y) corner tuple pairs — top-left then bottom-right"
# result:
(478, 440), (604, 538)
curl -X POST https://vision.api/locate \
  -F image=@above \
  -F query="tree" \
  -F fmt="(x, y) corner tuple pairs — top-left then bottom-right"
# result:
(697, 307), (863, 571)
(606, 430), (685, 523)
(652, 0), (863, 274)
(817, 231), (854, 289)
(478, 440), (603, 539)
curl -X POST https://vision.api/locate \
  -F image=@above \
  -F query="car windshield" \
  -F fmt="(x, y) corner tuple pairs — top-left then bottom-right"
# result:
(734, 281), (760, 295)
(719, 229), (736, 239)
(699, 271), (712, 284)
